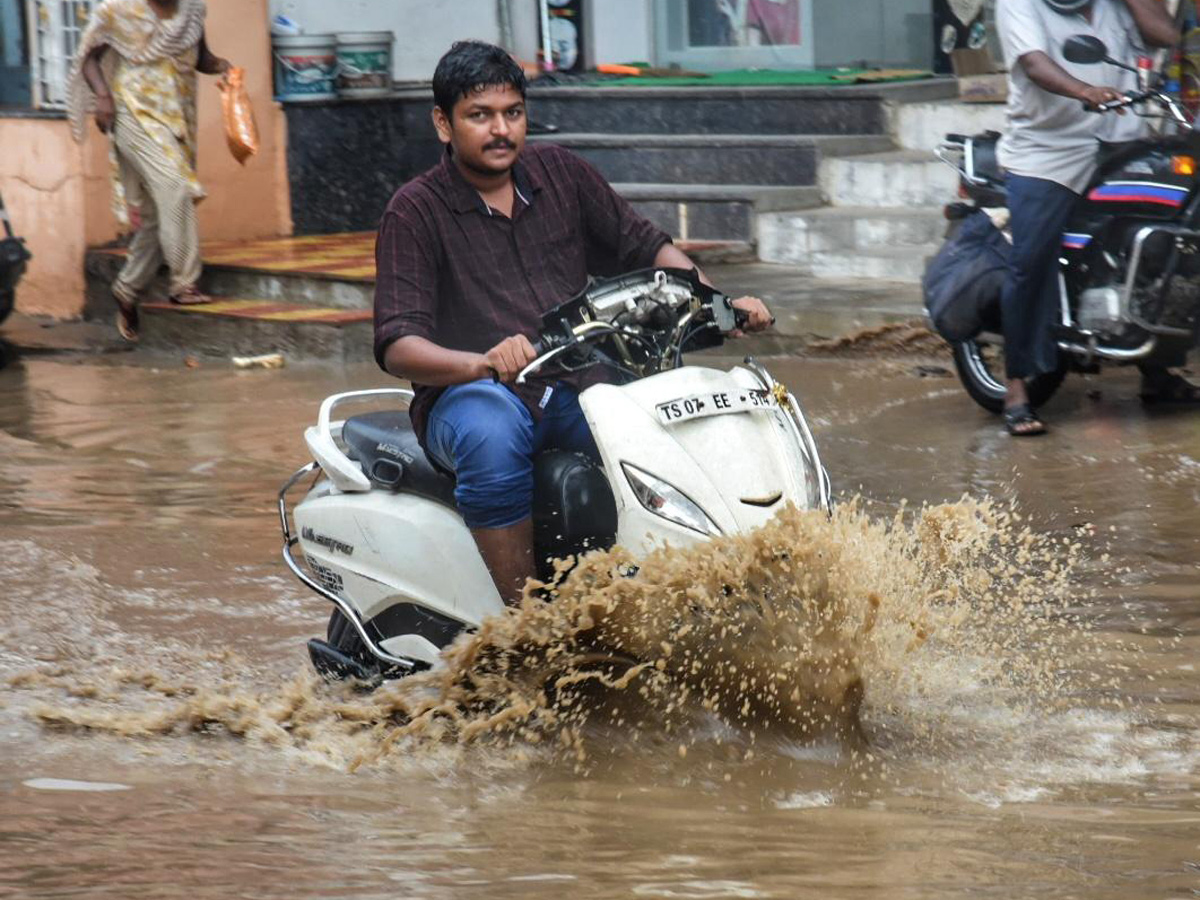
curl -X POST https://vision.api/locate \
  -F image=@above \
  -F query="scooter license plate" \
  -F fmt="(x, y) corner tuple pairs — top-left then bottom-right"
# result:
(655, 389), (775, 425)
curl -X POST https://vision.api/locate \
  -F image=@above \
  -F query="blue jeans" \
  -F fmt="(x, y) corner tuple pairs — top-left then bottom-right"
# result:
(1002, 173), (1077, 380)
(424, 380), (599, 529)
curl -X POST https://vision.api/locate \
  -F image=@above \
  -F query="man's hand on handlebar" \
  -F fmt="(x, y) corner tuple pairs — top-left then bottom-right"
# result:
(729, 296), (774, 336)
(482, 334), (538, 383)
(1079, 85), (1128, 114)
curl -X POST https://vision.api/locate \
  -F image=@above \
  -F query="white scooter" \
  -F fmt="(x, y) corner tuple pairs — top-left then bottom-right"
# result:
(279, 268), (831, 682)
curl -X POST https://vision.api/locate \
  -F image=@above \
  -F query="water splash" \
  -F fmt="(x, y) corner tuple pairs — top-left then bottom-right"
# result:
(9, 495), (1126, 779)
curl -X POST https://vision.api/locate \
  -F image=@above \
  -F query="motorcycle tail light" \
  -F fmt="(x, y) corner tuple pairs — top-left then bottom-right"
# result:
(1172, 155), (1196, 176)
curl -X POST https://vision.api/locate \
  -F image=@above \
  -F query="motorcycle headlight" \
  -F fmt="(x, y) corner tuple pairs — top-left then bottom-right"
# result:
(621, 462), (721, 536)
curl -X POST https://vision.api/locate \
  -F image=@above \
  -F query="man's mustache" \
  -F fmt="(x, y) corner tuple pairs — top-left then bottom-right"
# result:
(483, 140), (516, 151)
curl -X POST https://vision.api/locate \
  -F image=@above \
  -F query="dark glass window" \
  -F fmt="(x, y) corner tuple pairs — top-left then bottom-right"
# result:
(0, 0), (32, 107)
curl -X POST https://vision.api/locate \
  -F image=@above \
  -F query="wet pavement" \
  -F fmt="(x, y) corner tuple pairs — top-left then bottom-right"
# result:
(0, 347), (1198, 899)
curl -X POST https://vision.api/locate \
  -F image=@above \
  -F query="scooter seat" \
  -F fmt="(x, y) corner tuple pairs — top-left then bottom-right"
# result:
(341, 411), (458, 508)
(341, 412), (618, 578)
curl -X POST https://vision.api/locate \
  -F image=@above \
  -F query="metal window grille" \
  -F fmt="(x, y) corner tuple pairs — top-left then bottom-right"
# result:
(27, 0), (94, 109)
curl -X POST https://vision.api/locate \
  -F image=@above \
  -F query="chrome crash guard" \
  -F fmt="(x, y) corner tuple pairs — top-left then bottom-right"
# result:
(1054, 226), (1200, 363)
(278, 462), (417, 671)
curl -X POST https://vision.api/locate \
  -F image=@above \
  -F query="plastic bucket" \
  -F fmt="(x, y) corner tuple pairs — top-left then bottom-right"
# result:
(335, 31), (393, 98)
(272, 33), (337, 102)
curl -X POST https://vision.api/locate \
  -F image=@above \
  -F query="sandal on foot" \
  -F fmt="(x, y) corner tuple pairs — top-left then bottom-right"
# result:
(169, 285), (213, 306)
(1004, 403), (1047, 437)
(113, 295), (139, 342)
(1139, 373), (1200, 406)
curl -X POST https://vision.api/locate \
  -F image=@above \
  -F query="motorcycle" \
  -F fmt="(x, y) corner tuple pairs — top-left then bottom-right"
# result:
(279, 267), (832, 683)
(933, 34), (1200, 413)
(0, 190), (30, 326)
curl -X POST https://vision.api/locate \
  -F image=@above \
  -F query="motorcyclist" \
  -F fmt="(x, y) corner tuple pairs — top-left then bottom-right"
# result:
(996, 0), (1180, 435)
(373, 41), (773, 604)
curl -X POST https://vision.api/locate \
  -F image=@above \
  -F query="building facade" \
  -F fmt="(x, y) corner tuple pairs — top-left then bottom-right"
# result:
(269, 0), (940, 81)
(1, 0), (290, 318)
(2, 0), (960, 319)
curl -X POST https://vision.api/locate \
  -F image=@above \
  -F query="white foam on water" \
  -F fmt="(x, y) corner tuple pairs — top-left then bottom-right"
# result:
(774, 790), (835, 809)
(632, 880), (768, 899)
(23, 777), (131, 792)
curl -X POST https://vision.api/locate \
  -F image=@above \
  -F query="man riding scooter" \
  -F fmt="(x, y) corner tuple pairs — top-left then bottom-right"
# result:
(373, 41), (773, 605)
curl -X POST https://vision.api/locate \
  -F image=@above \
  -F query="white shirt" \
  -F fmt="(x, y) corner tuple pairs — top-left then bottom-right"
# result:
(997, 0), (1150, 193)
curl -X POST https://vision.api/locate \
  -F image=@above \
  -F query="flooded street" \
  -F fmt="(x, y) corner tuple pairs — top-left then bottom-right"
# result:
(1, 349), (1198, 899)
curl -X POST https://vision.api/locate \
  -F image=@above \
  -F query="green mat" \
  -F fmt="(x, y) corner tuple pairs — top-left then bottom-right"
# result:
(607, 67), (933, 87)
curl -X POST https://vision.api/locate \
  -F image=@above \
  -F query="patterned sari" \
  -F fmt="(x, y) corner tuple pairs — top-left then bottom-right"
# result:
(68, 0), (207, 225)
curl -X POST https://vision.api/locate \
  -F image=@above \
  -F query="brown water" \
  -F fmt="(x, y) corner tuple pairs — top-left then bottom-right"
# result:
(1, 351), (1198, 899)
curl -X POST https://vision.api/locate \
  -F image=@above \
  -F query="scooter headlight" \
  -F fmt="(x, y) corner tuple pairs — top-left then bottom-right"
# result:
(621, 463), (721, 536)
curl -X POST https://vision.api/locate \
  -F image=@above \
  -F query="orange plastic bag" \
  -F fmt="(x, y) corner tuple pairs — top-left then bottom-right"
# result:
(219, 66), (259, 165)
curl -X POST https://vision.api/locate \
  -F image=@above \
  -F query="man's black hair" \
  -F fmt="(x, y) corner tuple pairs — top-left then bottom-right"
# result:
(433, 41), (527, 114)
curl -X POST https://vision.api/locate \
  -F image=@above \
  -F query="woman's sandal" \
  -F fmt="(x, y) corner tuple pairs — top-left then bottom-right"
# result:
(169, 285), (214, 306)
(114, 294), (139, 343)
(1004, 403), (1047, 437)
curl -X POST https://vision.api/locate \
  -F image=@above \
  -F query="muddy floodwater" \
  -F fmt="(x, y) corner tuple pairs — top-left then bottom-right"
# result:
(1, 349), (1198, 899)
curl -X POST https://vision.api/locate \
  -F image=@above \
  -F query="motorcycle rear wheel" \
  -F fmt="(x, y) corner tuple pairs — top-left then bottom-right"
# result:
(952, 334), (1067, 414)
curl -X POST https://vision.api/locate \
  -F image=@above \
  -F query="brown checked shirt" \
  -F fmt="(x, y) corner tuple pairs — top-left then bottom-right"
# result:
(373, 143), (673, 445)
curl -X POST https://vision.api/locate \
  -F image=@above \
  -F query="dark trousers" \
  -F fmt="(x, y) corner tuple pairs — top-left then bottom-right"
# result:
(1002, 173), (1078, 380)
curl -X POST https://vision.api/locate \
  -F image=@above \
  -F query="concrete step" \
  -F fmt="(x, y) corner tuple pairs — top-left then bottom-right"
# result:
(84, 246), (375, 318)
(532, 133), (895, 187)
(521, 79), (958, 136)
(890, 99), (1007, 152)
(617, 183), (823, 243)
(139, 298), (373, 362)
(819, 150), (958, 208)
(757, 206), (947, 263)
(803, 244), (938, 282)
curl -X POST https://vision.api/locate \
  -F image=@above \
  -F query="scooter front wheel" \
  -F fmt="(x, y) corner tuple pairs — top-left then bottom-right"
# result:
(952, 335), (1067, 414)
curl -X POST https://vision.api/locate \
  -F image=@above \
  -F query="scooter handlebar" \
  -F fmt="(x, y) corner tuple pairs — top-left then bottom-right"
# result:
(1082, 89), (1152, 113)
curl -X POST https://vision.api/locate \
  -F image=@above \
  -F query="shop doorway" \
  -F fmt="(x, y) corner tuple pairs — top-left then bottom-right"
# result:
(653, 0), (814, 71)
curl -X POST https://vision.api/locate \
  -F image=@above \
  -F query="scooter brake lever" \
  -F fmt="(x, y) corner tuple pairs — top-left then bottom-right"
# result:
(516, 342), (573, 385)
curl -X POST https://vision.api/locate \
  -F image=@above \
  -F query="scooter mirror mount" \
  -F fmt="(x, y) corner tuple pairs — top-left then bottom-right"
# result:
(1062, 34), (1138, 73)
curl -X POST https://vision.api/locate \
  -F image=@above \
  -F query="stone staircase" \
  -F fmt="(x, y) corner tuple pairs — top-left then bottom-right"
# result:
(282, 79), (960, 252)
(516, 83), (944, 249)
(534, 132), (892, 247)
(757, 96), (1009, 283)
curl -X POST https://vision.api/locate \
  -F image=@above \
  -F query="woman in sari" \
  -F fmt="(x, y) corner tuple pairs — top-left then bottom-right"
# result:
(69, 0), (230, 341)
